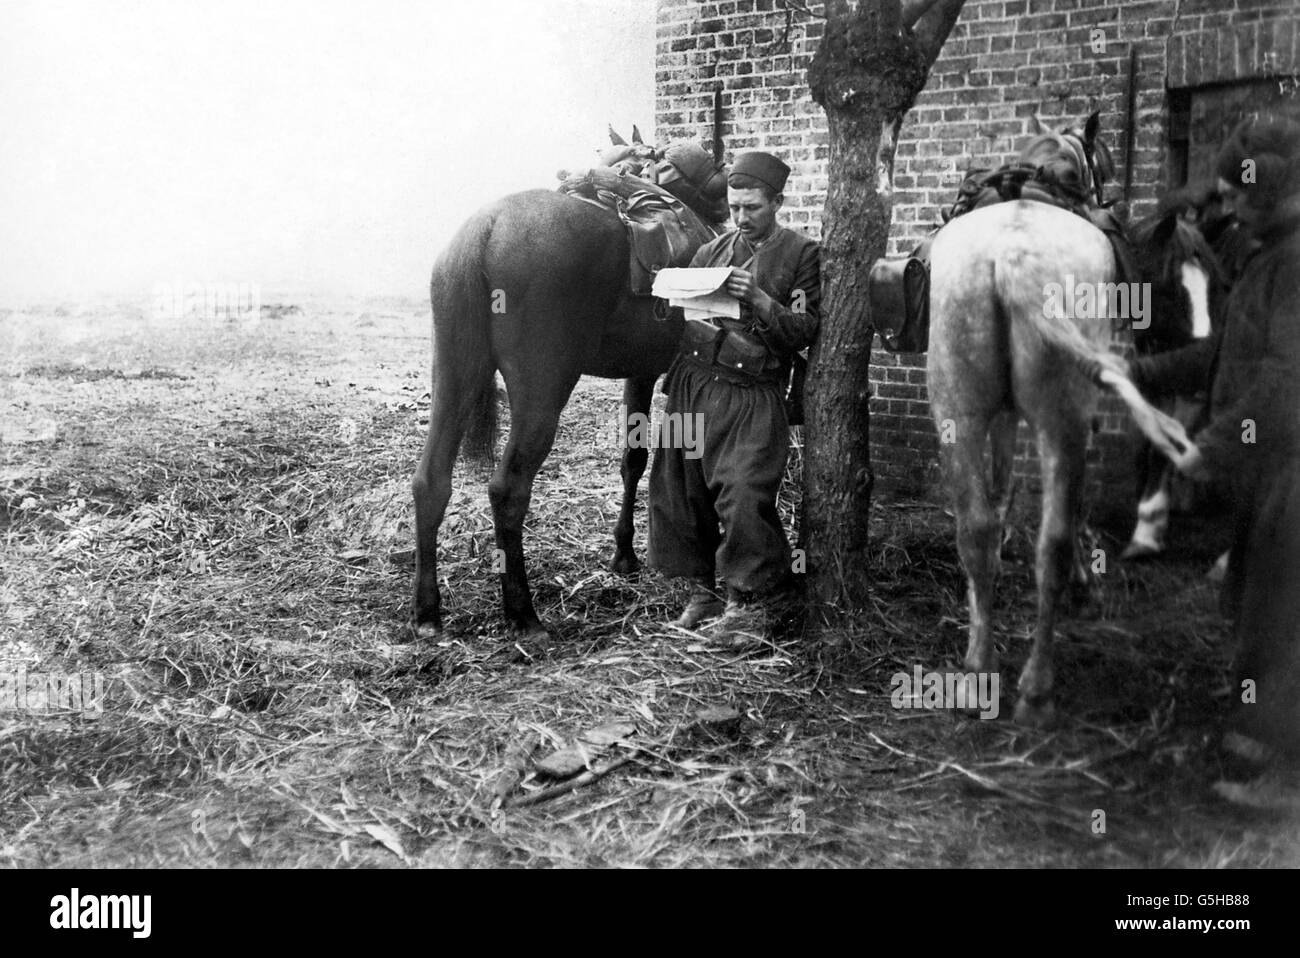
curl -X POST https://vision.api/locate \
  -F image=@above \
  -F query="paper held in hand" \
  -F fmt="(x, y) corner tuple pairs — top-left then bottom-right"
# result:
(652, 267), (740, 321)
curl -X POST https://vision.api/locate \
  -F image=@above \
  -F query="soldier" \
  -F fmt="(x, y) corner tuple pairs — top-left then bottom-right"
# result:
(1129, 115), (1300, 804)
(647, 151), (821, 642)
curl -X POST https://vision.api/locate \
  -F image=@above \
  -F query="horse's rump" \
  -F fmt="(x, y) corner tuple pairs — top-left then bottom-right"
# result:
(929, 200), (1115, 424)
(430, 205), (501, 461)
(430, 190), (633, 460)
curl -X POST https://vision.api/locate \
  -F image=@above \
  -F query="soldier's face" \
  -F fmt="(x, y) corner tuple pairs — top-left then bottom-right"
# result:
(729, 187), (782, 243)
(1216, 177), (1256, 227)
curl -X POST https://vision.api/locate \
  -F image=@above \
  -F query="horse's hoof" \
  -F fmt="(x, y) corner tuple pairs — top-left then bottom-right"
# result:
(952, 693), (990, 720)
(948, 672), (1002, 719)
(511, 623), (552, 643)
(1013, 697), (1057, 729)
(410, 621), (442, 643)
(609, 553), (640, 576)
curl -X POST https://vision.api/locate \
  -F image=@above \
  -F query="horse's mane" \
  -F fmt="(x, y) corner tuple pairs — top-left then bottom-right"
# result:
(1018, 131), (1088, 174)
(1017, 128), (1110, 202)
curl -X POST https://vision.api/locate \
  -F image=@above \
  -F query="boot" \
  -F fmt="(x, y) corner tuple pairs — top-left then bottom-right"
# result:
(705, 587), (772, 645)
(671, 579), (725, 629)
(707, 580), (802, 646)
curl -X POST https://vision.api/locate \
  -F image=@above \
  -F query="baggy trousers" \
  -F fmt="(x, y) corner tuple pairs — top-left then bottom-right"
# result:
(1225, 453), (1300, 756)
(647, 358), (792, 594)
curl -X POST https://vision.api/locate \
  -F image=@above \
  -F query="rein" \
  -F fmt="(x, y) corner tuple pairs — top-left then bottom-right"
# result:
(1065, 131), (1106, 208)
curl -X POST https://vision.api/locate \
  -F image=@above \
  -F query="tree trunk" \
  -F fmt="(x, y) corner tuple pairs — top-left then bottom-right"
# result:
(801, 0), (965, 615)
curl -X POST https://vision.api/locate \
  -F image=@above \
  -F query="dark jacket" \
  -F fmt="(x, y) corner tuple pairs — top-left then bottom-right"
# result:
(1131, 204), (1300, 498)
(687, 225), (821, 372)
(1131, 197), (1300, 754)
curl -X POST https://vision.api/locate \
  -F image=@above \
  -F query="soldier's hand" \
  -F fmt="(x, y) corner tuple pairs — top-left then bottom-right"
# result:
(725, 269), (773, 313)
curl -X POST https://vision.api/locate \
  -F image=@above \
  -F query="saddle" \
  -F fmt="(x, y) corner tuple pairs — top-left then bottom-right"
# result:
(944, 164), (1137, 280)
(559, 167), (719, 297)
(870, 146), (1135, 354)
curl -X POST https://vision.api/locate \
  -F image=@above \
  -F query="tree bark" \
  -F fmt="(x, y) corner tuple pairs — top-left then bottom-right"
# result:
(801, 0), (966, 615)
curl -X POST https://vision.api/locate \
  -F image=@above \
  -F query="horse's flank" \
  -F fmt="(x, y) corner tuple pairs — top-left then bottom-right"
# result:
(432, 189), (683, 462)
(413, 185), (695, 636)
(930, 200), (1114, 410)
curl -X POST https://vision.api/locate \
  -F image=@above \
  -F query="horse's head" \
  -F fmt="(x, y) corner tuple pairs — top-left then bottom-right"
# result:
(1132, 183), (1236, 349)
(1024, 111), (1115, 206)
(602, 124), (662, 181)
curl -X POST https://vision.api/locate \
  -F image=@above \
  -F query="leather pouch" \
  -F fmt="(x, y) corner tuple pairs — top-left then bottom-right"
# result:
(715, 328), (770, 376)
(682, 318), (724, 364)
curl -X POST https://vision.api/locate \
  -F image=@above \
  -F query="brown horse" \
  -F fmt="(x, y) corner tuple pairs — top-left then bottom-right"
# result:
(1122, 187), (1245, 560)
(411, 138), (722, 639)
(927, 114), (1190, 725)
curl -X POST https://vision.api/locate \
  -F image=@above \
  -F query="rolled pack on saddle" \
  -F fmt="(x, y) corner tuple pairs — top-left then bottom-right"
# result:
(869, 126), (1137, 353)
(558, 142), (728, 296)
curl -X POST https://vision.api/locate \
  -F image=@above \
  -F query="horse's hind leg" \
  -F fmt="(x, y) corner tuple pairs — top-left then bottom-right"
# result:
(938, 414), (1002, 679)
(411, 353), (490, 639)
(611, 374), (657, 574)
(1016, 419), (1088, 727)
(489, 369), (580, 637)
(989, 408), (1019, 562)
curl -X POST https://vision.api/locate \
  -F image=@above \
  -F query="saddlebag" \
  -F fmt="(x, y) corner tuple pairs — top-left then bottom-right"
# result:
(868, 253), (931, 353)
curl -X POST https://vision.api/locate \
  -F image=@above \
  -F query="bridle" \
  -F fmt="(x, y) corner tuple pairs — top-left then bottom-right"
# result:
(1063, 130), (1106, 208)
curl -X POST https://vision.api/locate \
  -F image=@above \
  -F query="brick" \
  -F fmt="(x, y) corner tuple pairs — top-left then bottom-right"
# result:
(655, 0), (1293, 497)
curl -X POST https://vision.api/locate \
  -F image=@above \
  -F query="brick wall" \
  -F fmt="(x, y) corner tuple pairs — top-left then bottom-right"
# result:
(655, 0), (1300, 503)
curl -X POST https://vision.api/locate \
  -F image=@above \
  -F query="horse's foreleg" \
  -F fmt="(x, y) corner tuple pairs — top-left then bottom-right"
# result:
(611, 374), (657, 574)
(1016, 424), (1087, 727)
(488, 376), (577, 637)
(1123, 445), (1171, 559)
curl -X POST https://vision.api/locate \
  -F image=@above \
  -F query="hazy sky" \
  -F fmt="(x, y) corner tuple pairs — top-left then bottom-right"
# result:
(0, 0), (656, 303)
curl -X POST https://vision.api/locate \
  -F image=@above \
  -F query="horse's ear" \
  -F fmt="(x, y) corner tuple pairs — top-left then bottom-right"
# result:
(608, 125), (628, 146)
(1083, 111), (1101, 145)
(632, 125), (644, 145)
(1028, 114), (1046, 136)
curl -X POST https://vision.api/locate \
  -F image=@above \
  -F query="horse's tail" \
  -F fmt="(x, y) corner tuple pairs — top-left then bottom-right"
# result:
(993, 260), (1191, 462)
(431, 211), (499, 464)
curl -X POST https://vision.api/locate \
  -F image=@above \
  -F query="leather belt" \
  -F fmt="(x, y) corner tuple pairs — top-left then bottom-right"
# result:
(678, 346), (785, 387)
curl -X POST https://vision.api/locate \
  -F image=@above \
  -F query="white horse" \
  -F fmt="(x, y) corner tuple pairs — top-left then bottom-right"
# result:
(927, 116), (1189, 726)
